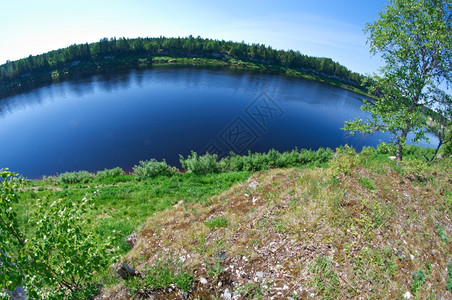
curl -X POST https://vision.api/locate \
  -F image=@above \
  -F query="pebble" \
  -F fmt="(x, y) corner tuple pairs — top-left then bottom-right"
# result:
(199, 277), (208, 284)
(256, 271), (264, 278)
(403, 291), (412, 299)
(222, 288), (232, 300)
(248, 181), (259, 188)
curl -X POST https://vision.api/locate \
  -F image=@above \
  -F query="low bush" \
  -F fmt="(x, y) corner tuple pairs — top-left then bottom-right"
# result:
(124, 260), (194, 296)
(58, 170), (94, 184)
(133, 159), (178, 180)
(96, 167), (125, 178)
(329, 145), (359, 177)
(219, 148), (333, 172)
(180, 151), (220, 174)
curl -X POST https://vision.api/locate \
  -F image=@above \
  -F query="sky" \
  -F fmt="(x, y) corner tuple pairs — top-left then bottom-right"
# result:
(0, 0), (388, 75)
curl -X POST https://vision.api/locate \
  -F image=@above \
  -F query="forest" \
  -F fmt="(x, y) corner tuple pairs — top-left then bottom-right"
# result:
(0, 36), (366, 96)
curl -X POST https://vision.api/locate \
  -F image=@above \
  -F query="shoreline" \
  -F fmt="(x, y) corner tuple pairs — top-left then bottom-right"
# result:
(0, 56), (373, 100)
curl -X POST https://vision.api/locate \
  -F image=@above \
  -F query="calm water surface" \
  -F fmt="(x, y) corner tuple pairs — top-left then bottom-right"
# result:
(0, 67), (434, 178)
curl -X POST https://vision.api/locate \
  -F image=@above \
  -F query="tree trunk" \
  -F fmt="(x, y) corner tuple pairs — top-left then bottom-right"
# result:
(396, 130), (409, 161)
(425, 139), (442, 162)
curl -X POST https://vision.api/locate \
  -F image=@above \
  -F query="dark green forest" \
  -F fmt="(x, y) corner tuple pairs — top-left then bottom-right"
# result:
(0, 36), (366, 97)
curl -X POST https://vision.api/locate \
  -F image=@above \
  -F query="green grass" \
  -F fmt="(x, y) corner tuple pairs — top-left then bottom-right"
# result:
(10, 145), (450, 298)
(18, 171), (250, 255)
(309, 256), (340, 299)
(204, 217), (229, 229)
(124, 260), (194, 296)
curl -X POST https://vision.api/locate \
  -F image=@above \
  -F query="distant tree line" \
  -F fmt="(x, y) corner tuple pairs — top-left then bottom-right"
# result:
(0, 36), (366, 92)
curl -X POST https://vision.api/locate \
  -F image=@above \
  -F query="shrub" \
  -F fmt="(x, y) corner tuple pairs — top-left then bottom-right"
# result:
(97, 167), (125, 178)
(58, 170), (94, 184)
(133, 159), (178, 179)
(180, 151), (220, 174)
(329, 145), (359, 177)
(377, 142), (396, 155)
(218, 148), (333, 172)
(1, 169), (111, 299)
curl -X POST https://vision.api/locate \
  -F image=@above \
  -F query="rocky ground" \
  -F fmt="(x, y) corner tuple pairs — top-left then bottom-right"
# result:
(97, 154), (452, 299)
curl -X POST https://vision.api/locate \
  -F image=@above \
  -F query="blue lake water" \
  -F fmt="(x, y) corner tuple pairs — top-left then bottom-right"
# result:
(0, 67), (435, 178)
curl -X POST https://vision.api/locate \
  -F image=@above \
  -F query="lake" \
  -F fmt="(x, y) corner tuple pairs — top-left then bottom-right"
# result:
(0, 67), (435, 178)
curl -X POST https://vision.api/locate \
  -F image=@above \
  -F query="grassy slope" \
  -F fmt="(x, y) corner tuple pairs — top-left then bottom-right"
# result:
(19, 172), (250, 254)
(98, 151), (452, 299)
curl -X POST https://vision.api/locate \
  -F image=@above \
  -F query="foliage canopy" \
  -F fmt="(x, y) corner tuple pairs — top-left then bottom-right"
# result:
(345, 0), (452, 160)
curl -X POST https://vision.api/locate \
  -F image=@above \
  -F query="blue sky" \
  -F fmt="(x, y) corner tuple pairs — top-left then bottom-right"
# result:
(0, 0), (387, 74)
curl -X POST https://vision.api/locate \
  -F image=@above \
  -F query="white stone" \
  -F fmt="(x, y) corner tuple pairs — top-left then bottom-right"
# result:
(403, 291), (412, 299)
(199, 277), (208, 284)
(223, 288), (232, 300)
(248, 181), (259, 188)
(256, 271), (264, 278)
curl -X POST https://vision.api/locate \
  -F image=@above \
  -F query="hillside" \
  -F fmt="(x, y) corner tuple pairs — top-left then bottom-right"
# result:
(97, 148), (452, 299)
(0, 36), (368, 99)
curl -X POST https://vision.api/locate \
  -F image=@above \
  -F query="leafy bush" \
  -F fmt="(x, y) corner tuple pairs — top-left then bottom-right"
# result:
(399, 158), (429, 181)
(219, 148), (333, 172)
(133, 159), (178, 179)
(97, 167), (125, 178)
(58, 170), (94, 184)
(180, 151), (220, 174)
(1, 169), (112, 299)
(329, 145), (359, 177)
(377, 142), (396, 155)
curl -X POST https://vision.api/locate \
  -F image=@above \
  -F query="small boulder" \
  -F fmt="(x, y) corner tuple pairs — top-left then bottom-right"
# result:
(125, 232), (138, 248)
(248, 181), (259, 189)
(222, 288), (232, 300)
(116, 262), (137, 279)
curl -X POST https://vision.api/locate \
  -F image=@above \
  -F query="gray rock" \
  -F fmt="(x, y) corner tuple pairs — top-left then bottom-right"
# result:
(222, 288), (232, 300)
(116, 262), (137, 279)
(248, 181), (259, 188)
(125, 232), (138, 248)
(6, 286), (27, 300)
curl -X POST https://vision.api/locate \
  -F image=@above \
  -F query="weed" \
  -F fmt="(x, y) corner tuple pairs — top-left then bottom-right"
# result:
(204, 217), (229, 229)
(436, 225), (448, 242)
(236, 282), (266, 299)
(124, 260), (193, 296)
(309, 256), (340, 299)
(358, 176), (375, 190)
(447, 262), (452, 291)
(411, 269), (426, 297)
(206, 258), (224, 282)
